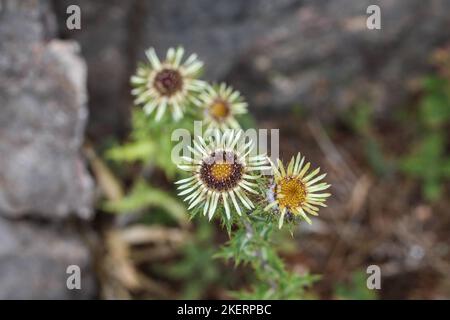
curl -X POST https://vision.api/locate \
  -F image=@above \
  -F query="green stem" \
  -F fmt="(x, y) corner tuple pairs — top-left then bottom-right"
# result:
(241, 217), (278, 291)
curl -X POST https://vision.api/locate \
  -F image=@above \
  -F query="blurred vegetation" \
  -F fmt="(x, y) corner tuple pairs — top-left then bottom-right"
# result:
(100, 108), (225, 298)
(400, 75), (450, 201)
(162, 220), (224, 299)
(343, 102), (393, 177)
(343, 58), (450, 202)
(334, 271), (377, 300)
(103, 179), (189, 226)
(95, 46), (450, 300)
(217, 216), (319, 299)
(103, 109), (191, 227)
(106, 109), (194, 178)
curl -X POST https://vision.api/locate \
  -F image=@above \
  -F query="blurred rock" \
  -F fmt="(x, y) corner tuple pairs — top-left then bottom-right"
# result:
(0, 0), (97, 299)
(137, 0), (450, 115)
(137, 0), (304, 79)
(0, 217), (96, 299)
(230, 0), (450, 115)
(54, 0), (137, 140)
(0, 1), (93, 219)
(55, 0), (450, 129)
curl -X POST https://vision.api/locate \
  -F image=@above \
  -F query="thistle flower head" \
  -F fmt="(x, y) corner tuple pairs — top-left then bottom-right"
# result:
(131, 47), (207, 121)
(175, 130), (270, 220)
(265, 153), (331, 228)
(195, 83), (247, 130)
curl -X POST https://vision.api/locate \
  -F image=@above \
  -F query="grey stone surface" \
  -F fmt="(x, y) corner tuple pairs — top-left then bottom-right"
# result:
(0, 0), (93, 219)
(55, 0), (450, 127)
(54, 0), (137, 139)
(228, 0), (450, 115)
(0, 216), (96, 299)
(0, 0), (97, 299)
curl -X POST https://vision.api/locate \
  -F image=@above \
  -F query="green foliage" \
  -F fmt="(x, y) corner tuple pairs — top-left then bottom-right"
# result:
(216, 216), (319, 299)
(103, 107), (197, 223)
(420, 76), (450, 127)
(401, 130), (450, 201)
(400, 75), (450, 201)
(103, 106), (227, 298)
(346, 102), (373, 135)
(106, 108), (195, 178)
(103, 179), (189, 226)
(334, 271), (377, 300)
(292, 103), (307, 117)
(345, 75), (450, 202)
(163, 220), (226, 299)
(343, 102), (392, 176)
(235, 112), (257, 131)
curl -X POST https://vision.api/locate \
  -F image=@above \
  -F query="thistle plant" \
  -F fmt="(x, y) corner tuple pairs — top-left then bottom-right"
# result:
(131, 47), (207, 121)
(194, 83), (248, 130)
(130, 46), (331, 299)
(265, 154), (331, 228)
(176, 130), (270, 220)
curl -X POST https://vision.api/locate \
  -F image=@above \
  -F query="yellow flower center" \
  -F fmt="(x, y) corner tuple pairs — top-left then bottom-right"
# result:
(200, 151), (244, 191)
(210, 163), (233, 181)
(276, 176), (307, 209)
(209, 99), (230, 121)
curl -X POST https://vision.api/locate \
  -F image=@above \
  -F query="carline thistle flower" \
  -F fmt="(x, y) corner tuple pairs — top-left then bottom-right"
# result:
(175, 130), (270, 220)
(131, 47), (207, 121)
(194, 83), (248, 130)
(265, 153), (331, 228)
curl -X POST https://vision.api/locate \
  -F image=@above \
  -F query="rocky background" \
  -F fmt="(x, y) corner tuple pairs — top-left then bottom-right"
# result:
(0, 0), (96, 298)
(52, 0), (450, 140)
(0, 0), (449, 299)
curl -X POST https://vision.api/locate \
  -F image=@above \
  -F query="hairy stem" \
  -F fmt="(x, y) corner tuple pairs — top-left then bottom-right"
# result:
(241, 217), (278, 291)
